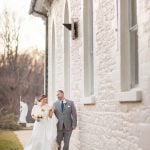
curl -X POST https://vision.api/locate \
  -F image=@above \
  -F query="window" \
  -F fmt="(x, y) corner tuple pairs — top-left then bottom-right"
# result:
(120, 0), (138, 91)
(64, 0), (70, 98)
(83, 0), (94, 97)
(52, 22), (55, 99)
(129, 0), (138, 88)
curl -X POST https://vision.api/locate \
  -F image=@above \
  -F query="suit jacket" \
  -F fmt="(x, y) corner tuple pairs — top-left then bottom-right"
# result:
(54, 99), (77, 131)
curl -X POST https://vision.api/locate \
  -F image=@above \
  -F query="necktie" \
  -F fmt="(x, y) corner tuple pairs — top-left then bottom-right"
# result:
(61, 101), (64, 112)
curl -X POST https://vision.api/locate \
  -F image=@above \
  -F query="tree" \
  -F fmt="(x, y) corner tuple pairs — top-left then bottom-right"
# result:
(0, 9), (44, 122)
(0, 9), (20, 65)
(0, 9), (21, 115)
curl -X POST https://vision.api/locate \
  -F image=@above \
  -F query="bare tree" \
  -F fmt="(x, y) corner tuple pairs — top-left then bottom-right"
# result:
(0, 9), (20, 65)
(0, 9), (21, 114)
(0, 51), (44, 118)
(0, 9), (44, 123)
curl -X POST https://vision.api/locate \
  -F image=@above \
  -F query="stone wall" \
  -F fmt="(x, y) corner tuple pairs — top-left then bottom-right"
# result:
(47, 0), (150, 150)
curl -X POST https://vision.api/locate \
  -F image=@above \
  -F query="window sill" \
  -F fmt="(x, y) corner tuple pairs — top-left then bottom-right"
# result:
(115, 89), (142, 102)
(81, 95), (96, 105)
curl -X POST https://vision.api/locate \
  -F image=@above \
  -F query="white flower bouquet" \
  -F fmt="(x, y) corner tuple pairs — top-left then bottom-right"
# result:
(33, 108), (46, 122)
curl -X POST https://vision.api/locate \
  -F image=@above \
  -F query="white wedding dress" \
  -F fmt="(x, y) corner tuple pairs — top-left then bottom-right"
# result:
(24, 104), (58, 150)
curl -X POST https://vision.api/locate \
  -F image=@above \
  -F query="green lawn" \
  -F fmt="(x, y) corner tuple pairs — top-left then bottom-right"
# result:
(0, 130), (23, 150)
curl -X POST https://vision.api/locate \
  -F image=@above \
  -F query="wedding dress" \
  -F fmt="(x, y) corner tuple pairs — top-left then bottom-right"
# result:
(24, 104), (58, 150)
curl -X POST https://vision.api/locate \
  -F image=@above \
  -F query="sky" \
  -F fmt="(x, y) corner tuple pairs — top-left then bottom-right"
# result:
(0, 0), (45, 52)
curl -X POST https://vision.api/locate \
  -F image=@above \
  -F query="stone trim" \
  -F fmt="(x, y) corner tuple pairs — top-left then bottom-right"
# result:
(81, 95), (96, 105)
(115, 88), (142, 102)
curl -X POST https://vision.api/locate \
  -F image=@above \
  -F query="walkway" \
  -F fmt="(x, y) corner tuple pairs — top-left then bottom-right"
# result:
(14, 130), (32, 147)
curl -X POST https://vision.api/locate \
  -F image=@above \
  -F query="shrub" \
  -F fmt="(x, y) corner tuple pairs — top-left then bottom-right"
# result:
(0, 113), (21, 130)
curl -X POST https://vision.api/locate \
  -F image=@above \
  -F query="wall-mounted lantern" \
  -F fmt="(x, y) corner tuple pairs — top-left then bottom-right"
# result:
(63, 18), (78, 40)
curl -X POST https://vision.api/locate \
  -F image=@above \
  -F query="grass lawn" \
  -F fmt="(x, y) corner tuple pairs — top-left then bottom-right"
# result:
(0, 130), (23, 150)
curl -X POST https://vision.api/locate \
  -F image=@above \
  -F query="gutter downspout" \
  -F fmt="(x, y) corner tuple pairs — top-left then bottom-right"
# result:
(45, 17), (48, 96)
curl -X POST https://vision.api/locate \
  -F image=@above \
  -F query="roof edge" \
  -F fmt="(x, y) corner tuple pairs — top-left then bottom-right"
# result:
(29, 0), (54, 17)
(29, 0), (50, 18)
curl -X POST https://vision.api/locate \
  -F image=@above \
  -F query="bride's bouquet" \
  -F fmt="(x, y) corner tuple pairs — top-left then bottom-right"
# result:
(33, 108), (46, 122)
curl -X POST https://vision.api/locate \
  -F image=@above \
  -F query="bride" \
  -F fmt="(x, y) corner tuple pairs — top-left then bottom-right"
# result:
(24, 95), (58, 150)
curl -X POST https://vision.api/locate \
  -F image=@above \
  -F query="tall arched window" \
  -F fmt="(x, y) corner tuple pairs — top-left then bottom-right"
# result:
(120, 0), (138, 91)
(64, 0), (70, 98)
(83, 0), (94, 97)
(52, 21), (56, 99)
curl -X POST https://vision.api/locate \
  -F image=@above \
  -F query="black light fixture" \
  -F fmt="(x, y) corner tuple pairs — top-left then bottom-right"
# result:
(63, 18), (78, 40)
(63, 23), (72, 30)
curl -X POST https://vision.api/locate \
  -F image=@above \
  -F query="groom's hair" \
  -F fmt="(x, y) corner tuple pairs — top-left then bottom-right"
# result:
(57, 90), (64, 94)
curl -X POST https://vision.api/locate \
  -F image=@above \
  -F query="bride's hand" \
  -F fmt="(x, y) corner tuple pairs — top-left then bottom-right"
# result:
(32, 115), (37, 121)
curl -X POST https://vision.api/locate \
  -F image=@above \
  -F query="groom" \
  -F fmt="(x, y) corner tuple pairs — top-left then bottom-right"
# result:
(54, 90), (77, 150)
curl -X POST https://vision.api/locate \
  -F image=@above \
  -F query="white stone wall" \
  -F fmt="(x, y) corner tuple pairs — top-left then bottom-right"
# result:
(47, 0), (150, 150)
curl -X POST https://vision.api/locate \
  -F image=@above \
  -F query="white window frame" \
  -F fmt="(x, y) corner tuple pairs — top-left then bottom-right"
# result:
(82, 0), (95, 105)
(116, 0), (142, 102)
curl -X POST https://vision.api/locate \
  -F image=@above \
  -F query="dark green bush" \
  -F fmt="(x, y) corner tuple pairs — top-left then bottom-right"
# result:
(0, 113), (21, 130)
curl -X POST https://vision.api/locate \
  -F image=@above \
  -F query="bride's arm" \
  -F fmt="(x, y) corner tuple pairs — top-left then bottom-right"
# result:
(31, 105), (38, 121)
(48, 107), (55, 118)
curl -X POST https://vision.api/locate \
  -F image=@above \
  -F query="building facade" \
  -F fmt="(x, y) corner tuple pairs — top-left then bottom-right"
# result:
(30, 0), (150, 150)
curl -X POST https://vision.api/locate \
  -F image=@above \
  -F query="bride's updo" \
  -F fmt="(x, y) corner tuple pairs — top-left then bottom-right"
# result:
(38, 94), (47, 102)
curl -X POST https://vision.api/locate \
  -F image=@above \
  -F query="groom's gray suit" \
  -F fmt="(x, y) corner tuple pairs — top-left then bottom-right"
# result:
(54, 99), (77, 150)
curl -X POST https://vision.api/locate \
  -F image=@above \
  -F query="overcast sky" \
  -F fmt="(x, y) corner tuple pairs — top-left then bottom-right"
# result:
(0, 0), (45, 52)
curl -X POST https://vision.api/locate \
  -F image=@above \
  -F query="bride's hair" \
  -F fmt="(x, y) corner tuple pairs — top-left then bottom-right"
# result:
(38, 94), (47, 102)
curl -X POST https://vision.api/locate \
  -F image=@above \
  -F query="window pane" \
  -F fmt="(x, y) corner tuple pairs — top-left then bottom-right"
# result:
(64, 1), (70, 98)
(52, 22), (55, 99)
(130, 0), (137, 27)
(130, 30), (138, 87)
(83, 0), (94, 96)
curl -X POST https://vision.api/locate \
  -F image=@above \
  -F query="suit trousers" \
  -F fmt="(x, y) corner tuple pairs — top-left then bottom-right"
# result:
(57, 124), (72, 150)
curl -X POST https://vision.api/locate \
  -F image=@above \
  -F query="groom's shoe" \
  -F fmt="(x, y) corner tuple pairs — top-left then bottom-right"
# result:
(58, 147), (61, 150)
(57, 142), (61, 150)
